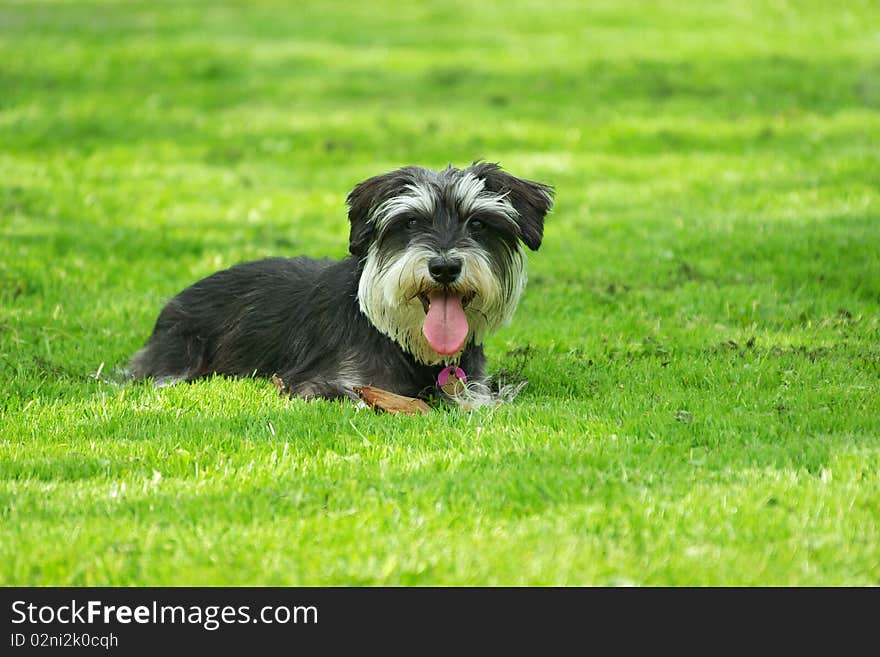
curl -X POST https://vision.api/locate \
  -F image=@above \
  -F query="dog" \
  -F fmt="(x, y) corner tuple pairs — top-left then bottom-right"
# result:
(128, 162), (553, 407)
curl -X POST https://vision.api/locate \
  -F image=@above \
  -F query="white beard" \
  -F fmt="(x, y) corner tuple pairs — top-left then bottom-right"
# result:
(357, 244), (526, 365)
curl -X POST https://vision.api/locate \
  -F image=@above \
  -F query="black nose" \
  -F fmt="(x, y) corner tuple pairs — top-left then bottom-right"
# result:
(428, 256), (463, 284)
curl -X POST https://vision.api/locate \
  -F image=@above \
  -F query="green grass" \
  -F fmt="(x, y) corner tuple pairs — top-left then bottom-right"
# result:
(2, 0), (879, 585)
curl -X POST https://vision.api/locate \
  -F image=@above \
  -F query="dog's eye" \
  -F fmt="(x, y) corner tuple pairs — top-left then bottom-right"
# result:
(469, 218), (485, 231)
(406, 217), (418, 229)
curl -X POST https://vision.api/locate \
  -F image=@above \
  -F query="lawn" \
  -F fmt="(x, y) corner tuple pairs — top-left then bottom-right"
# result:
(1, 0), (878, 585)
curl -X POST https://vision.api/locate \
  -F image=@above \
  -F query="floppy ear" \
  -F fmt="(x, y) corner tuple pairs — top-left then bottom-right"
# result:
(467, 162), (554, 251)
(346, 168), (419, 257)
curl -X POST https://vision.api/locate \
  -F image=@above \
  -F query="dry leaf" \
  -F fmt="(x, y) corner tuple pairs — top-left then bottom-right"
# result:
(354, 385), (432, 415)
(271, 374), (288, 396)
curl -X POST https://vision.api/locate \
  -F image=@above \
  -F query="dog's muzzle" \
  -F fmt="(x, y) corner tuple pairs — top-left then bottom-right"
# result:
(419, 255), (468, 355)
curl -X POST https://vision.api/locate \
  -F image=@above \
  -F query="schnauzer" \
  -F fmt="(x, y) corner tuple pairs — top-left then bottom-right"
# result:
(128, 162), (554, 407)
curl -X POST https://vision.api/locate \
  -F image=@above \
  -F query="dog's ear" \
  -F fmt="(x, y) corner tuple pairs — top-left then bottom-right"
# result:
(468, 162), (554, 251)
(346, 168), (417, 257)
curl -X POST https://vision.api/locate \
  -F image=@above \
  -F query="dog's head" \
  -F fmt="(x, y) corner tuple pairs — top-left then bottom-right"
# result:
(347, 162), (554, 365)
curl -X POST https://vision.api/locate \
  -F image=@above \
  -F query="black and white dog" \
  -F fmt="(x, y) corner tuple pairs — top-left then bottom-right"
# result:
(129, 162), (553, 407)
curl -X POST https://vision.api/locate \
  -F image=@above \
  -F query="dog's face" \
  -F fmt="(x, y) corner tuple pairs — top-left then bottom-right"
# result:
(347, 163), (553, 366)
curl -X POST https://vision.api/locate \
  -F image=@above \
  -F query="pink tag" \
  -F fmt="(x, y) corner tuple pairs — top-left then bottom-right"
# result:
(438, 365), (467, 386)
(438, 366), (467, 396)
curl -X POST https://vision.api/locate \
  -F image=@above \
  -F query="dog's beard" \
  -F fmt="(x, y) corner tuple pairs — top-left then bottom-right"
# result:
(358, 244), (526, 366)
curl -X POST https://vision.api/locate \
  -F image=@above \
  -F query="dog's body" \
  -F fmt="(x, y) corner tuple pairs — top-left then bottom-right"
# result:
(129, 162), (553, 406)
(128, 255), (487, 399)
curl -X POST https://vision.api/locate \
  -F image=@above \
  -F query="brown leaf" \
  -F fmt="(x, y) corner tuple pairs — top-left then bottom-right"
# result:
(354, 385), (432, 415)
(271, 374), (288, 396)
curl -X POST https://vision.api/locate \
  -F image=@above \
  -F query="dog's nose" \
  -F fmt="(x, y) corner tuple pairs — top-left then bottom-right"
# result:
(428, 256), (463, 284)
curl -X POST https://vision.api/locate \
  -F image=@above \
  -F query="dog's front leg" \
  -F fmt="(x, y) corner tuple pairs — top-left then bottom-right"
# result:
(274, 373), (360, 402)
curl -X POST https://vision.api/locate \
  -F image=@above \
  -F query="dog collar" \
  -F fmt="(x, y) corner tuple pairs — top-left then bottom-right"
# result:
(438, 365), (467, 396)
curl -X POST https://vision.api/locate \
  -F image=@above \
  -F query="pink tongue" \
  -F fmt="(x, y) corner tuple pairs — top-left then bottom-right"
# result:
(422, 292), (469, 355)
